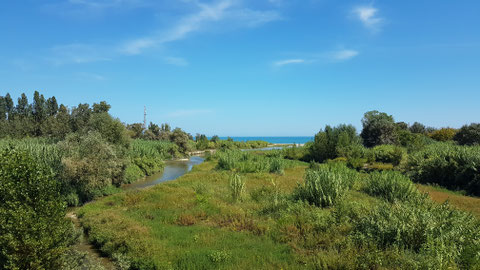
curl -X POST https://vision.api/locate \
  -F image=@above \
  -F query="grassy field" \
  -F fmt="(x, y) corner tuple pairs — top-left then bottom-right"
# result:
(418, 184), (480, 217)
(77, 154), (480, 269)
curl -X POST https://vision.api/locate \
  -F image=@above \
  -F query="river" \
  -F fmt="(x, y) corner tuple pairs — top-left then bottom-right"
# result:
(72, 156), (205, 269)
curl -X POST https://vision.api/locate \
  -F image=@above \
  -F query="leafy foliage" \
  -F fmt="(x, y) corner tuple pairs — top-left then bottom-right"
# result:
(364, 171), (420, 203)
(293, 163), (358, 207)
(353, 200), (480, 269)
(0, 147), (72, 269)
(407, 143), (480, 196)
(360, 110), (397, 147)
(454, 123), (480, 146)
(59, 132), (126, 202)
(310, 124), (361, 162)
(428, 128), (457, 142)
(371, 144), (407, 166)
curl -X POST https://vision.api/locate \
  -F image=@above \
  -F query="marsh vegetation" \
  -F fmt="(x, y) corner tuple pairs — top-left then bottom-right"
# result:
(1, 92), (480, 269)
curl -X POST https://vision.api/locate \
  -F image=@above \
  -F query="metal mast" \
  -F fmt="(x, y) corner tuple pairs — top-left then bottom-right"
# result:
(143, 106), (147, 130)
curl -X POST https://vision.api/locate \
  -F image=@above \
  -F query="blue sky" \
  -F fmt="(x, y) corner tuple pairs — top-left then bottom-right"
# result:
(1, 0), (479, 136)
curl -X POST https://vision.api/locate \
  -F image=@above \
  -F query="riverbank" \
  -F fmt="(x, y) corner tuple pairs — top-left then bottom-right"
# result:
(76, 153), (480, 269)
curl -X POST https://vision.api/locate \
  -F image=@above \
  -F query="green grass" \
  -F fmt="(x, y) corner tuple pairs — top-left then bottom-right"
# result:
(77, 153), (480, 269)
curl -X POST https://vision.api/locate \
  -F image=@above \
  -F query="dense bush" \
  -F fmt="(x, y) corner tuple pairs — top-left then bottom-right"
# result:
(310, 124), (361, 162)
(371, 144), (406, 166)
(353, 201), (480, 269)
(0, 147), (72, 269)
(59, 132), (126, 203)
(216, 150), (295, 174)
(407, 143), (480, 196)
(364, 171), (420, 203)
(454, 123), (480, 145)
(360, 110), (397, 147)
(293, 164), (358, 207)
(428, 128), (457, 142)
(396, 129), (428, 152)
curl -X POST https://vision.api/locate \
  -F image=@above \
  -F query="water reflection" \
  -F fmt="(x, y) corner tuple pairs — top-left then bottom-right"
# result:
(123, 156), (205, 190)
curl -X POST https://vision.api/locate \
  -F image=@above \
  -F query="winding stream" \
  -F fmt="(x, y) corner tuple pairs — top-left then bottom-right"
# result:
(123, 156), (205, 190)
(73, 156), (205, 269)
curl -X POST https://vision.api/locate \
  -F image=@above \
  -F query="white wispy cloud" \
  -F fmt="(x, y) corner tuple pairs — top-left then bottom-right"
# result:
(352, 6), (383, 32)
(330, 49), (359, 61)
(167, 109), (213, 118)
(273, 59), (306, 67)
(120, 0), (281, 55)
(273, 48), (359, 67)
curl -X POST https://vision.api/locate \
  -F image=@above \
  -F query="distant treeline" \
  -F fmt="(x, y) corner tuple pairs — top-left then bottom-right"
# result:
(281, 110), (480, 196)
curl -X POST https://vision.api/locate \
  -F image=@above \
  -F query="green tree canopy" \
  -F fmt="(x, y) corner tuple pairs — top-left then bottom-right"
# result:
(360, 110), (397, 147)
(0, 147), (72, 269)
(454, 123), (480, 146)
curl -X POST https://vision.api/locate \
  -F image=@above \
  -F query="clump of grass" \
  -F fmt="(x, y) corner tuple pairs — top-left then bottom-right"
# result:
(216, 150), (295, 174)
(293, 164), (358, 207)
(352, 200), (480, 269)
(229, 173), (245, 202)
(269, 158), (285, 175)
(364, 171), (420, 203)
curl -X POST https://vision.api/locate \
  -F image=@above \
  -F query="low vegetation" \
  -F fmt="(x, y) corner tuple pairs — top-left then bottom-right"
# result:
(1, 91), (479, 269)
(77, 154), (480, 269)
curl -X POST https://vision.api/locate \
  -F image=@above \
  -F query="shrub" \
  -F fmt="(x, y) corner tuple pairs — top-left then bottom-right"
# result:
(454, 123), (480, 146)
(372, 144), (406, 166)
(293, 164), (358, 207)
(360, 110), (397, 147)
(407, 143), (480, 196)
(364, 171), (419, 203)
(310, 124), (361, 162)
(353, 201), (480, 269)
(0, 147), (72, 269)
(269, 158), (285, 174)
(229, 173), (245, 202)
(216, 150), (294, 174)
(428, 128), (457, 142)
(124, 163), (145, 184)
(59, 132), (126, 203)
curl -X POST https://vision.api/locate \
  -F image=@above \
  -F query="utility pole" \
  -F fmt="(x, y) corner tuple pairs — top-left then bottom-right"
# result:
(143, 106), (147, 130)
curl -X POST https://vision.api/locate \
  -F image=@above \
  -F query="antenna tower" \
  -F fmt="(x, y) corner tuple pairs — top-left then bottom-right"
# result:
(143, 106), (147, 130)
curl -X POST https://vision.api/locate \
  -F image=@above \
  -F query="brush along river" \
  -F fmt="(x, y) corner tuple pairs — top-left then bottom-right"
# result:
(70, 156), (205, 269)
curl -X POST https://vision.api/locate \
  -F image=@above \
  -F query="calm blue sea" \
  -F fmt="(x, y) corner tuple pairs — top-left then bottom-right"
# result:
(216, 137), (314, 144)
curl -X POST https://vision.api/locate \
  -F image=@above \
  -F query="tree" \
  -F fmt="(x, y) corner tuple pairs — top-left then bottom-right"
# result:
(360, 110), (397, 147)
(195, 134), (209, 150)
(0, 147), (72, 269)
(210, 135), (220, 143)
(16, 93), (31, 118)
(92, 101), (111, 113)
(170, 128), (191, 154)
(41, 104), (72, 139)
(310, 124), (361, 162)
(86, 112), (130, 148)
(148, 122), (160, 137)
(409, 122), (426, 134)
(46, 96), (59, 116)
(70, 103), (91, 132)
(454, 123), (480, 146)
(127, 123), (144, 139)
(428, 128), (457, 142)
(0, 96), (6, 121)
(4, 93), (14, 120)
(60, 132), (126, 202)
(33, 91), (46, 123)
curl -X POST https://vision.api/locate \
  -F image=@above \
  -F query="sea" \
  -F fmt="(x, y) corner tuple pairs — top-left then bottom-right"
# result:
(216, 137), (314, 144)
